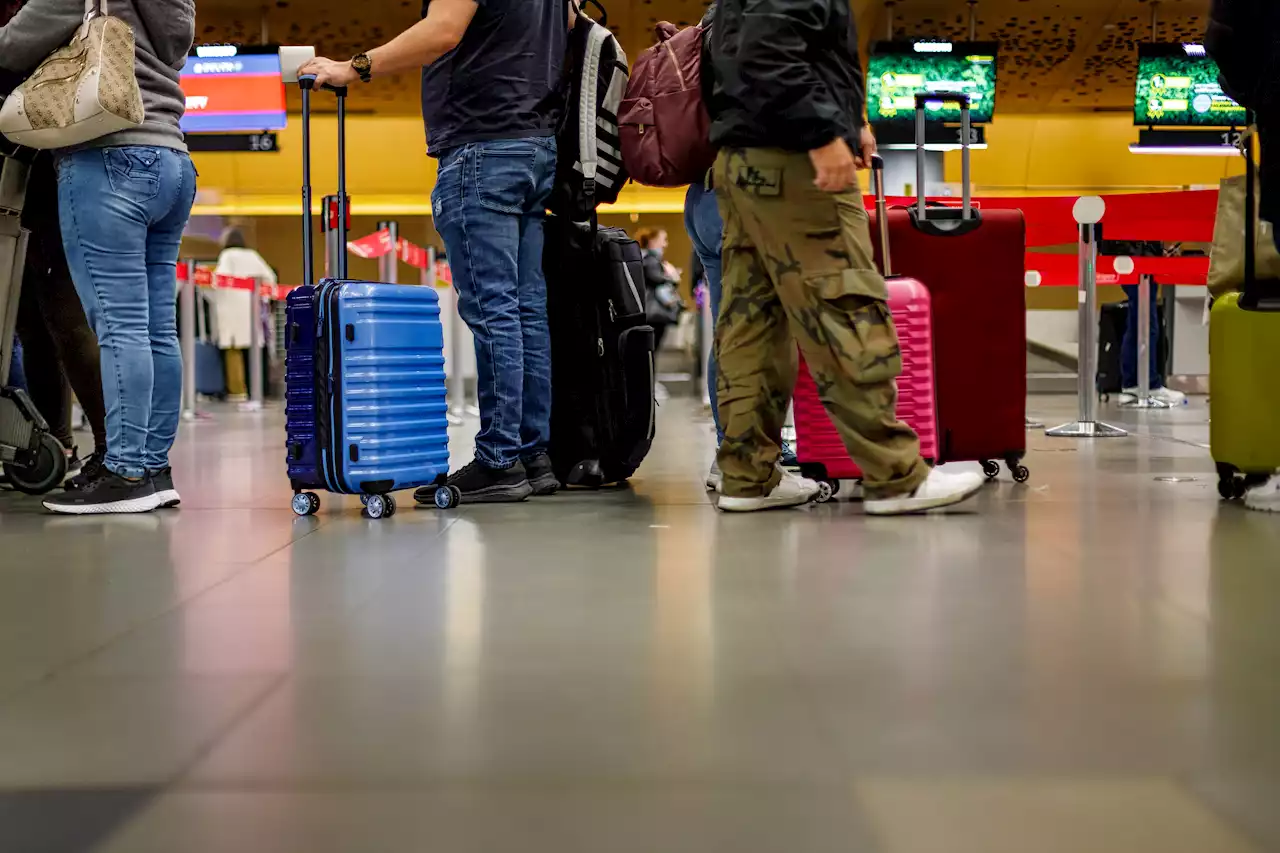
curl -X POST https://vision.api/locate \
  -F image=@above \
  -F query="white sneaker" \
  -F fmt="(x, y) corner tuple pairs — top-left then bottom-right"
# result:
(1121, 386), (1187, 406)
(863, 468), (985, 516)
(717, 469), (822, 513)
(1244, 476), (1280, 513)
(706, 460), (722, 492)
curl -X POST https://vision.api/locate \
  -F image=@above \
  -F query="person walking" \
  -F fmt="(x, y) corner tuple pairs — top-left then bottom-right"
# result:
(302, 0), (565, 504)
(706, 0), (984, 514)
(1, 0), (198, 514)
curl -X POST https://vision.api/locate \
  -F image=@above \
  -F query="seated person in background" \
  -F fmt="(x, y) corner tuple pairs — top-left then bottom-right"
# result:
(213, 228), (277, 402)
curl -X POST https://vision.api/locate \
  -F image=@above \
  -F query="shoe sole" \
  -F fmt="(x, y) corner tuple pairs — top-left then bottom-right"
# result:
(42, 495), (158, 515)
(155, 489), (181, 508)
(863, 480), (984, 516)
(528, 472), (561, 496)
(717, 489), (821, 513)
(456, 481), (534, 504)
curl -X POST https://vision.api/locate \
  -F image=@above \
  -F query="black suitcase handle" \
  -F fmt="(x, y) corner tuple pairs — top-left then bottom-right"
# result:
(299, 75), (349, 286)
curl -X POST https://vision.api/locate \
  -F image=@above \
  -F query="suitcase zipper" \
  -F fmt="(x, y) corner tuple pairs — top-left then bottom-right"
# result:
(620, 263), (642, 315)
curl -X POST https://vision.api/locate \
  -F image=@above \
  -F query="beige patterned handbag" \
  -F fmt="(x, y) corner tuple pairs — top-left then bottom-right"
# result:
(0, 0), (144, 150)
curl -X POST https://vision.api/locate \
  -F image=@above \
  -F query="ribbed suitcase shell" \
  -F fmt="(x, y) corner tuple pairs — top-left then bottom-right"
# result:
(795, 277), (938, 479)
(314, 280), (450, 494)
(876, 208), (1027, 466)
(284, 284), (321, 489)
(1210, 292), (1280, 477)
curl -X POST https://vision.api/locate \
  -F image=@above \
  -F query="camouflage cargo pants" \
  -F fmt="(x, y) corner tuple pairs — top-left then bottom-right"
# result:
(714, 147), (929, 499)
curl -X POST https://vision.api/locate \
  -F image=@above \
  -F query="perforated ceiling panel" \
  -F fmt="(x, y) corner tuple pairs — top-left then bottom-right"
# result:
(194, 0), (1212, 115)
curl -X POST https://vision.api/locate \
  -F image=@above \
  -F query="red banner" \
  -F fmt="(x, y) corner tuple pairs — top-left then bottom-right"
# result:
(867, 189), (1220, 247)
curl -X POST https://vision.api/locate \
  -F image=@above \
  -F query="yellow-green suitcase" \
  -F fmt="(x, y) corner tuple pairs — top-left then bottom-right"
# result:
(1210, 136), (1280, 500)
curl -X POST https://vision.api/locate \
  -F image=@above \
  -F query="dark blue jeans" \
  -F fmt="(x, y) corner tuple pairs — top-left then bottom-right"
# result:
(684, 180), (724, 443)
(58, 147), (197, 479)
(432, 137), (556, 470)
(7, 336), (25, 390)
(1121, 280), (1162, 390)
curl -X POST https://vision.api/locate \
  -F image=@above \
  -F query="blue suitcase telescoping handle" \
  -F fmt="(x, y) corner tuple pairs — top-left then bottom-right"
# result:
(298, 74), (349, 285)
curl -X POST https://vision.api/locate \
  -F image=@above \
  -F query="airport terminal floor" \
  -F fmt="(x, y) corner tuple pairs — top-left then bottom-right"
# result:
(1, 394), (1279, 852)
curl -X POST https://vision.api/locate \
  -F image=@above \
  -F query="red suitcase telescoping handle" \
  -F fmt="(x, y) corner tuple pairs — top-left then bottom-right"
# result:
(298, 75), (349, 286)
(869, 153), (895, 276)
(912, 91), (977, 233)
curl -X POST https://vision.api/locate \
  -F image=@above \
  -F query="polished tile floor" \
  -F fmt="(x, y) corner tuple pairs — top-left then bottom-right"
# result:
(1, 395), (1278, 852)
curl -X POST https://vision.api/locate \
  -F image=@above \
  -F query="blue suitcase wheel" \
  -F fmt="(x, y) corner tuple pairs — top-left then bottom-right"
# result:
(364, 494), (388, 519)
(292, 492), (320, 516)
(434, 485), (460, 509)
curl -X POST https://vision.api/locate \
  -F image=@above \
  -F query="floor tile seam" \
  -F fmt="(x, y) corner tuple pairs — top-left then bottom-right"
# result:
(157, 777), (858, 796)
(0, 523), (332, 710)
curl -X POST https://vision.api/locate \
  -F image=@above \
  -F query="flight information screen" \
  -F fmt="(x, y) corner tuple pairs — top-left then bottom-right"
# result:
(868, 41), (999, 125)
(1135, 43), (1246, 127)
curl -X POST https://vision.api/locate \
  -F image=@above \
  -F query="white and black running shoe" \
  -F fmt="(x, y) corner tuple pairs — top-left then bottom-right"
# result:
(150, 467), (181, 508)
(43, 468), (159, 515)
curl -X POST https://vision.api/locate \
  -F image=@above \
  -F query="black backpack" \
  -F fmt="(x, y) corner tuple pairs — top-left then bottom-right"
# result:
(550, 1), (629, 221)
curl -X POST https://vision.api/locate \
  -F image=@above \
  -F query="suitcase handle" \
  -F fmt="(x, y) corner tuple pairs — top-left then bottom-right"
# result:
(299, 75), (349, 286)
(914, 92), (972, 224)
(870, 154), (893, 277)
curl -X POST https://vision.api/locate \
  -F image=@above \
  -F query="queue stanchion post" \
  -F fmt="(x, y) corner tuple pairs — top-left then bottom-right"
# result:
(180, 258), (198, 421)
(240, 276), (264, 413)
(436, 248), (463, 425)
(1046, 197), (1127, 439)
(1120, 270), (1171, 409)
(378, 220), (399, 284)
(1022, 270), (1046, 430)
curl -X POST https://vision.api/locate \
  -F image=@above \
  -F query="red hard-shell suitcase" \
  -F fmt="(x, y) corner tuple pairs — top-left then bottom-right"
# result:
(872, 94), (1029, 482)
(795, 155), (939, 486)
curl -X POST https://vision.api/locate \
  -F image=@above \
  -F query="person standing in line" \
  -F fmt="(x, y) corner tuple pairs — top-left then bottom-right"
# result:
(706, 0), (984, 514)
(1206, 0), (1280, 512)
(684, 0), (799, 494)
(301, 0), (565, 504)
(212, 228), (277, 402)
(1, 0), (198, 515)
(0, 0), (108, 489)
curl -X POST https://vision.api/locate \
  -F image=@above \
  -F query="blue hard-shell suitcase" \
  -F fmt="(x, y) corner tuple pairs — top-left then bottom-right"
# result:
(314, 280), (450, 499)
(287, 77), (455, 518)
(285, 284), (321, 490)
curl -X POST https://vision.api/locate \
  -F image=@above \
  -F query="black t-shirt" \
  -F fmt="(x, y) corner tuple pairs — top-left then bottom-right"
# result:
(420, 0), (566, 155)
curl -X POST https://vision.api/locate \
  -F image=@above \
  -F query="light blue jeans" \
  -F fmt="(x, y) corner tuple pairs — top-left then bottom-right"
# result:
(684, 180), (724, 443)
(58, 146), (197, 479)
(432, 137), (557, 469)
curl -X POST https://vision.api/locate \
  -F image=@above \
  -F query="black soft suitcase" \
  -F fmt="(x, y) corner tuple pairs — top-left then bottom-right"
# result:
(544, 215), (655, 487)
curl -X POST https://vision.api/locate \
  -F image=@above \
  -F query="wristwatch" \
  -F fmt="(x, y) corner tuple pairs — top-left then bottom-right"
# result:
(351, 53), (373, 84)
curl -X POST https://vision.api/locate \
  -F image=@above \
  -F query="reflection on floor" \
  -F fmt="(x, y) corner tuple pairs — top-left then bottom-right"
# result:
(0, 395), (1278, 853)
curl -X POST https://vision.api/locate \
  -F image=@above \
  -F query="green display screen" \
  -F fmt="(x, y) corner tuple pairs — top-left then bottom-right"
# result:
(1135, 44), (1246, 127)
(867, 41), (998, 125)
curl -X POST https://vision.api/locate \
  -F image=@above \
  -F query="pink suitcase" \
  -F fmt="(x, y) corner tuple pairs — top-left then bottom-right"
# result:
(794, 155), (939, 486)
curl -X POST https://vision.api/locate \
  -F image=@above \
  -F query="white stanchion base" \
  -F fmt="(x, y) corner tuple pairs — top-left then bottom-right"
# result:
(1045, 420), (1128, 438)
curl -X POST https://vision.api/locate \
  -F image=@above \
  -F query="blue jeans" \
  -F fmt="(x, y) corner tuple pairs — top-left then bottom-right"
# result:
(7, 336), (25, 390)
(432, 137), (556, 470)
(1121, 280), (1162, 390)
(58, 147), (196, 479)
(684, 180), (724, 443)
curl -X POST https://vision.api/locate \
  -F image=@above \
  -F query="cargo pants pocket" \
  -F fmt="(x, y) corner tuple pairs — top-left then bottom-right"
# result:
(804, 270), (902, 387)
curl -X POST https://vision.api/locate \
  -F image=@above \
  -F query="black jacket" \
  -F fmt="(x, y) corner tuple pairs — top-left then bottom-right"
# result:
(1206, 0), (1280, 112)
(708, 0), (864, 152)
(1206, 0), (1280, 224)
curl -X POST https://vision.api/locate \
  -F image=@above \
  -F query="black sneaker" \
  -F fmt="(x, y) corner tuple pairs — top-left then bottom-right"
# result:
(414, 459), (532, 505)
(523, 452), (560, 496)
(43, 468), (158, 515)
(65, 450), (105, 491)
(150, 467), (181, 508)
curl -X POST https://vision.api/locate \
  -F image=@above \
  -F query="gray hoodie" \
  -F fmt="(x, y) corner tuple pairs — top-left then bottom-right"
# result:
(0, 0), (195, 152)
